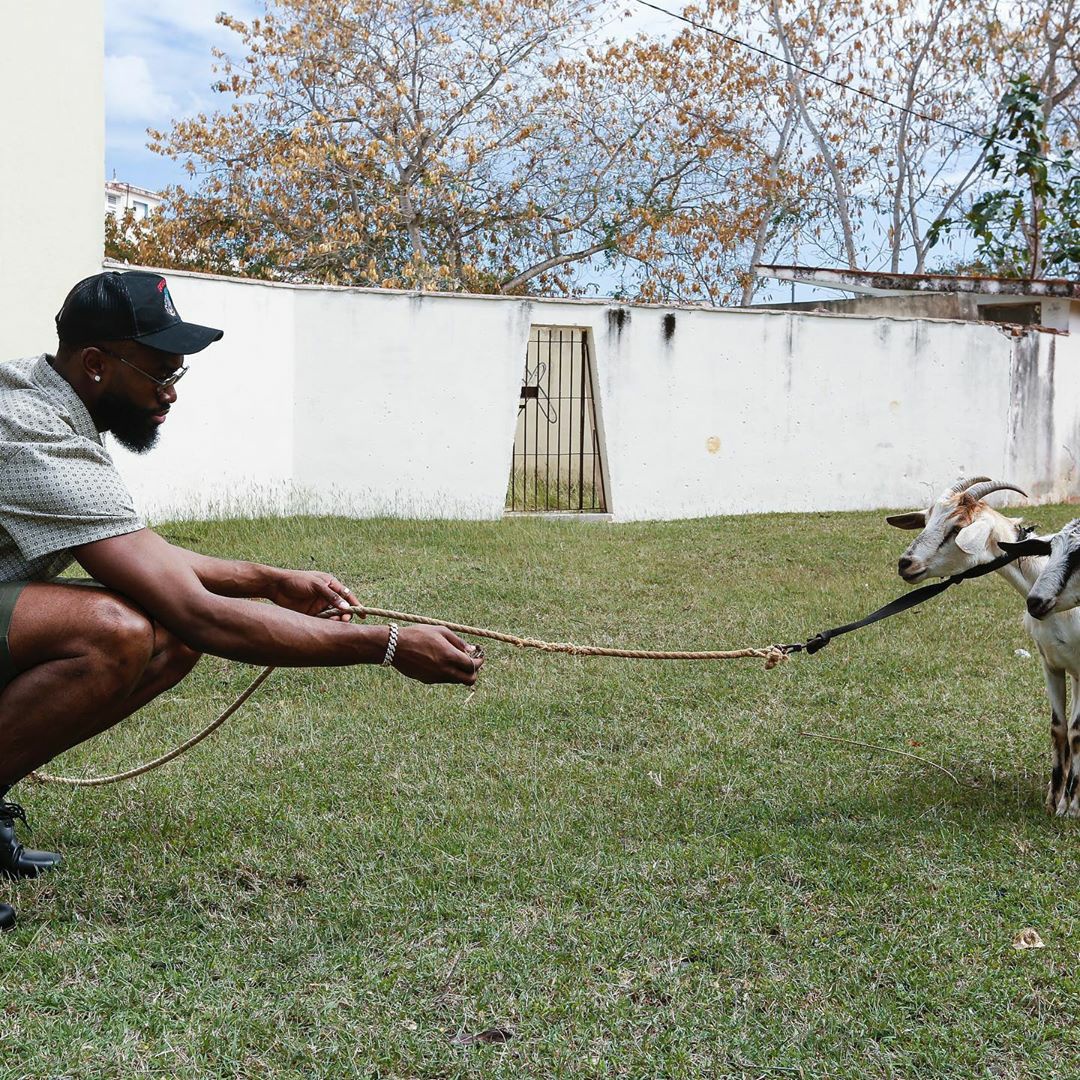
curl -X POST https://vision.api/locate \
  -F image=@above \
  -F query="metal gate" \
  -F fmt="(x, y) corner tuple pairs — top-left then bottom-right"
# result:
(507, 327), (607, 513)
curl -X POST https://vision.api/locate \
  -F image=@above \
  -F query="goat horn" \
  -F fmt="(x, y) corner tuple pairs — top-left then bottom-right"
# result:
(964, 480), (1029, 502)
(948, 476), (992, 495)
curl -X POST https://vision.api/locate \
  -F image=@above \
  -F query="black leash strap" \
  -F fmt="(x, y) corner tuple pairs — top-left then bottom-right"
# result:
(784, 551), (1022, 656)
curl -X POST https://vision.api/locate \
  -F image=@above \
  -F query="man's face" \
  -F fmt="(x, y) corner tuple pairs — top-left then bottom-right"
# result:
(93, 342), (185, 454)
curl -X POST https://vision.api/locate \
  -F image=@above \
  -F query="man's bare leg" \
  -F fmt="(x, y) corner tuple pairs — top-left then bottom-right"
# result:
(0, 581), (201, 905)
(0, 582), (201, 787)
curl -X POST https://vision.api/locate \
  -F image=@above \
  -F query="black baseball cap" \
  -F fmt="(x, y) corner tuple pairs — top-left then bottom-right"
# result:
(55, 271), (224, 354)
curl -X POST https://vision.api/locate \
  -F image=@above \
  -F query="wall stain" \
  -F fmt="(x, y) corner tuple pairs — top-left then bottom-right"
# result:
(662, 313), (676, 341)
(1007, 333), (1055, 499)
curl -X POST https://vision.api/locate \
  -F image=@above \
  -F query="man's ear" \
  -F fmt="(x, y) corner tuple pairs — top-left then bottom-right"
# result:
(80, 345), (106, 384)
(955, 518), (994, 554)
(885, 511), (927, 530)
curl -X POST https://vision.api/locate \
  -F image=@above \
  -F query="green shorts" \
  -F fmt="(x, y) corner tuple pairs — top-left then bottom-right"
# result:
(0, 581), (29, 692)
(0, 578), (107, 693)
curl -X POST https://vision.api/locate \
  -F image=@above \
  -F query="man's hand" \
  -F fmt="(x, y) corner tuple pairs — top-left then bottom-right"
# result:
(266, 570), (359, 621)
(393, 625), (484, 685)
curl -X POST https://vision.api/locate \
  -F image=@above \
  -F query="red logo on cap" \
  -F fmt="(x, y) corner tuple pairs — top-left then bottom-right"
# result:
(157, 279), (167, 292)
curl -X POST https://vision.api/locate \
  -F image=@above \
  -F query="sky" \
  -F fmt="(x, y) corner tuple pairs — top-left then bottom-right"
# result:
(105, 1), (674, 193)
(105, 0), (258, 191)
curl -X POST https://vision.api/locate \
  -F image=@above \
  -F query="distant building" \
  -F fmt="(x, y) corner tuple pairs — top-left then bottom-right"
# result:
(105, 179), (161, 222)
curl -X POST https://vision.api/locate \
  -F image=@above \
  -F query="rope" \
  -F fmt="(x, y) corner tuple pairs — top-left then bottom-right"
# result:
(29, 666), (277, 787)
(350, 606), (790, 667)
(27, 607), (789, 788)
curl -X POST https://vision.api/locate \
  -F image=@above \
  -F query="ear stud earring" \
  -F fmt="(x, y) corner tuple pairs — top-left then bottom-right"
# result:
(93, 375), (101, 382)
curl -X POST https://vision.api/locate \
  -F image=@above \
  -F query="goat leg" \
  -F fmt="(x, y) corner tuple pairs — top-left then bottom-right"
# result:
(1043, 667), (1069, 815)
(1065, 676), (1080, 818)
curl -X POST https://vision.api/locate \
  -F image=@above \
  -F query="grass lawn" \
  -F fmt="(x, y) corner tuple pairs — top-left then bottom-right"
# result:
(3, 507), (1080, 1078)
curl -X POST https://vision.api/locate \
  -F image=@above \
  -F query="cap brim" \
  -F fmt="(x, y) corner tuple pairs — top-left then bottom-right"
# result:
(133, 321), (224, 355)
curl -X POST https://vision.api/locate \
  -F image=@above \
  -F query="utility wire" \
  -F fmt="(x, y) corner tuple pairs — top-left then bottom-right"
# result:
(633, 0), (1072, 171)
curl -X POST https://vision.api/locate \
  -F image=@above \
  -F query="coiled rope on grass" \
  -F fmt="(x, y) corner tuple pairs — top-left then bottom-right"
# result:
(29, 606), (790, 787)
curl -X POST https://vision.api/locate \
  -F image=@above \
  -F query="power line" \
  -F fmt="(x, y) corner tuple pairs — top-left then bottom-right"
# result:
(633, 0), (1072, 171)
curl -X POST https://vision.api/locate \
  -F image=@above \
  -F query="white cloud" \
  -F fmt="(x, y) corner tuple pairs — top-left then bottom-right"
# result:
(105, 54), (177, 123)
(105, 0), (257, 46)
(105, 2), (258, 187)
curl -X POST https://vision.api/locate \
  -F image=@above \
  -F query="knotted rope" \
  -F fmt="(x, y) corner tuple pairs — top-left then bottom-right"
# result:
(28, 606), (789, 787)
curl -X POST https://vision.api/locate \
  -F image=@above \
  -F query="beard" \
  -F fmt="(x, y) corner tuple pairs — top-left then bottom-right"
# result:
(96, 390), (162, 454)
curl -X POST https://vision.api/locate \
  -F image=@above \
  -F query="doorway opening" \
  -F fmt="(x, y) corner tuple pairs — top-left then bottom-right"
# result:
(506, 327), (607, 514)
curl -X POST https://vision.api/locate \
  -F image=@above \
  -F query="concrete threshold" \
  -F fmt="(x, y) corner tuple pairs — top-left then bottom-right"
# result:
(503, 512), (612, 522)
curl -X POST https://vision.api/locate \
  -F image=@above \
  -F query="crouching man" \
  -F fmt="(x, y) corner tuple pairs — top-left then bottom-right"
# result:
(0, 271), (482, 929)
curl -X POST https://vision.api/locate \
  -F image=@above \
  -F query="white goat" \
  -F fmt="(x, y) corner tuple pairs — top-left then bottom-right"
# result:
(1016, 520), (1080, 619)
(888, 476), (1080, 816)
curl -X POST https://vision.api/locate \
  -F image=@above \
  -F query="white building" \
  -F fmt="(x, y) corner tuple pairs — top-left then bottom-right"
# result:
(105, 179), (162, 222)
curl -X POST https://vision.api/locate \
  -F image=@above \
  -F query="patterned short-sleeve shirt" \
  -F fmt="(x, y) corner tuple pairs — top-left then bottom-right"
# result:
(0, 355), (144, 582)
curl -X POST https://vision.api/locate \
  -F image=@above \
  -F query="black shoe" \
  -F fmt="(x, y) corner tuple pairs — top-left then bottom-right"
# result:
(0, 801), (61, 879)
(0, 903), (14, 930)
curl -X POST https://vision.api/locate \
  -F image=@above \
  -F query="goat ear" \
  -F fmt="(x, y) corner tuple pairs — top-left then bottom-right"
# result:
(886, 511), (927, 530)
(1000, 537), (1053, 557)
(955, 518), (994, 554)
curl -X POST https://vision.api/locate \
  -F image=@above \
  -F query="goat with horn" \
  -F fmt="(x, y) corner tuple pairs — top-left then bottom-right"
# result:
(888, 477), (1080, 816)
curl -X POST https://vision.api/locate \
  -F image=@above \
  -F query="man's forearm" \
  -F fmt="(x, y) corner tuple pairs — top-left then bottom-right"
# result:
(178, 547), (285, 599)
(172, 590), (388, 666)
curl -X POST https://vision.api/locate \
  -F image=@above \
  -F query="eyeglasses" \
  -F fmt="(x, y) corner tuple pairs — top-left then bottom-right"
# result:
(96, 345), (188, 390)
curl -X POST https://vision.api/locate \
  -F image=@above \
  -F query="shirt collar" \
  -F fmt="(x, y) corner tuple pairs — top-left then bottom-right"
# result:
(33, 355), (102, 444)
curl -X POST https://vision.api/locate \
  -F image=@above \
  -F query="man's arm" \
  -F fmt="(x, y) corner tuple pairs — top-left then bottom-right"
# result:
(169, 548), (285, 598)
(173, 547), (358, 620)
(73, 528), (479, 684)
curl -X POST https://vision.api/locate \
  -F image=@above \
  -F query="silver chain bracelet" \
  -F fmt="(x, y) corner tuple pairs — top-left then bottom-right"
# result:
(381, 622), (399, 667)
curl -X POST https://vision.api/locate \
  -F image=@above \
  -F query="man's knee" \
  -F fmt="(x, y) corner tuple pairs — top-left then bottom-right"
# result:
(86, 596), (155, 691)
(152, 624), (201, 688)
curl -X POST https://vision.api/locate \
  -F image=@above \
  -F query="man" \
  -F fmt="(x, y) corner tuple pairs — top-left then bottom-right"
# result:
(0, 270), (482, 930)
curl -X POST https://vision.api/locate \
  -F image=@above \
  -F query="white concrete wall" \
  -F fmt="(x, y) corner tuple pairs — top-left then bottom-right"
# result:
(106, 263), (1080, 523)
(1010, 327), (1080, 505)
(0, 2), (104, 361)
(110, 273), (297, 518)
(595, 308), (1019, 518)
(289, 287), (532, 518)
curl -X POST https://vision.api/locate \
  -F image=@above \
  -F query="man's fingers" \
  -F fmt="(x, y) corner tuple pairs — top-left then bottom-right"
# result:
(320, 581), (352, 612)
(328, 578), (358, 604)
(438, 626), (471, 652)
(462, 653), (481, 685)
(456, 642), (485, 681)
(316, 578), (361, 621)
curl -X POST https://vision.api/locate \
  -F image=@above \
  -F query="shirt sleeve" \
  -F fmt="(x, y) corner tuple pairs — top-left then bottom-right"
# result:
(0, 435), (145, 563)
